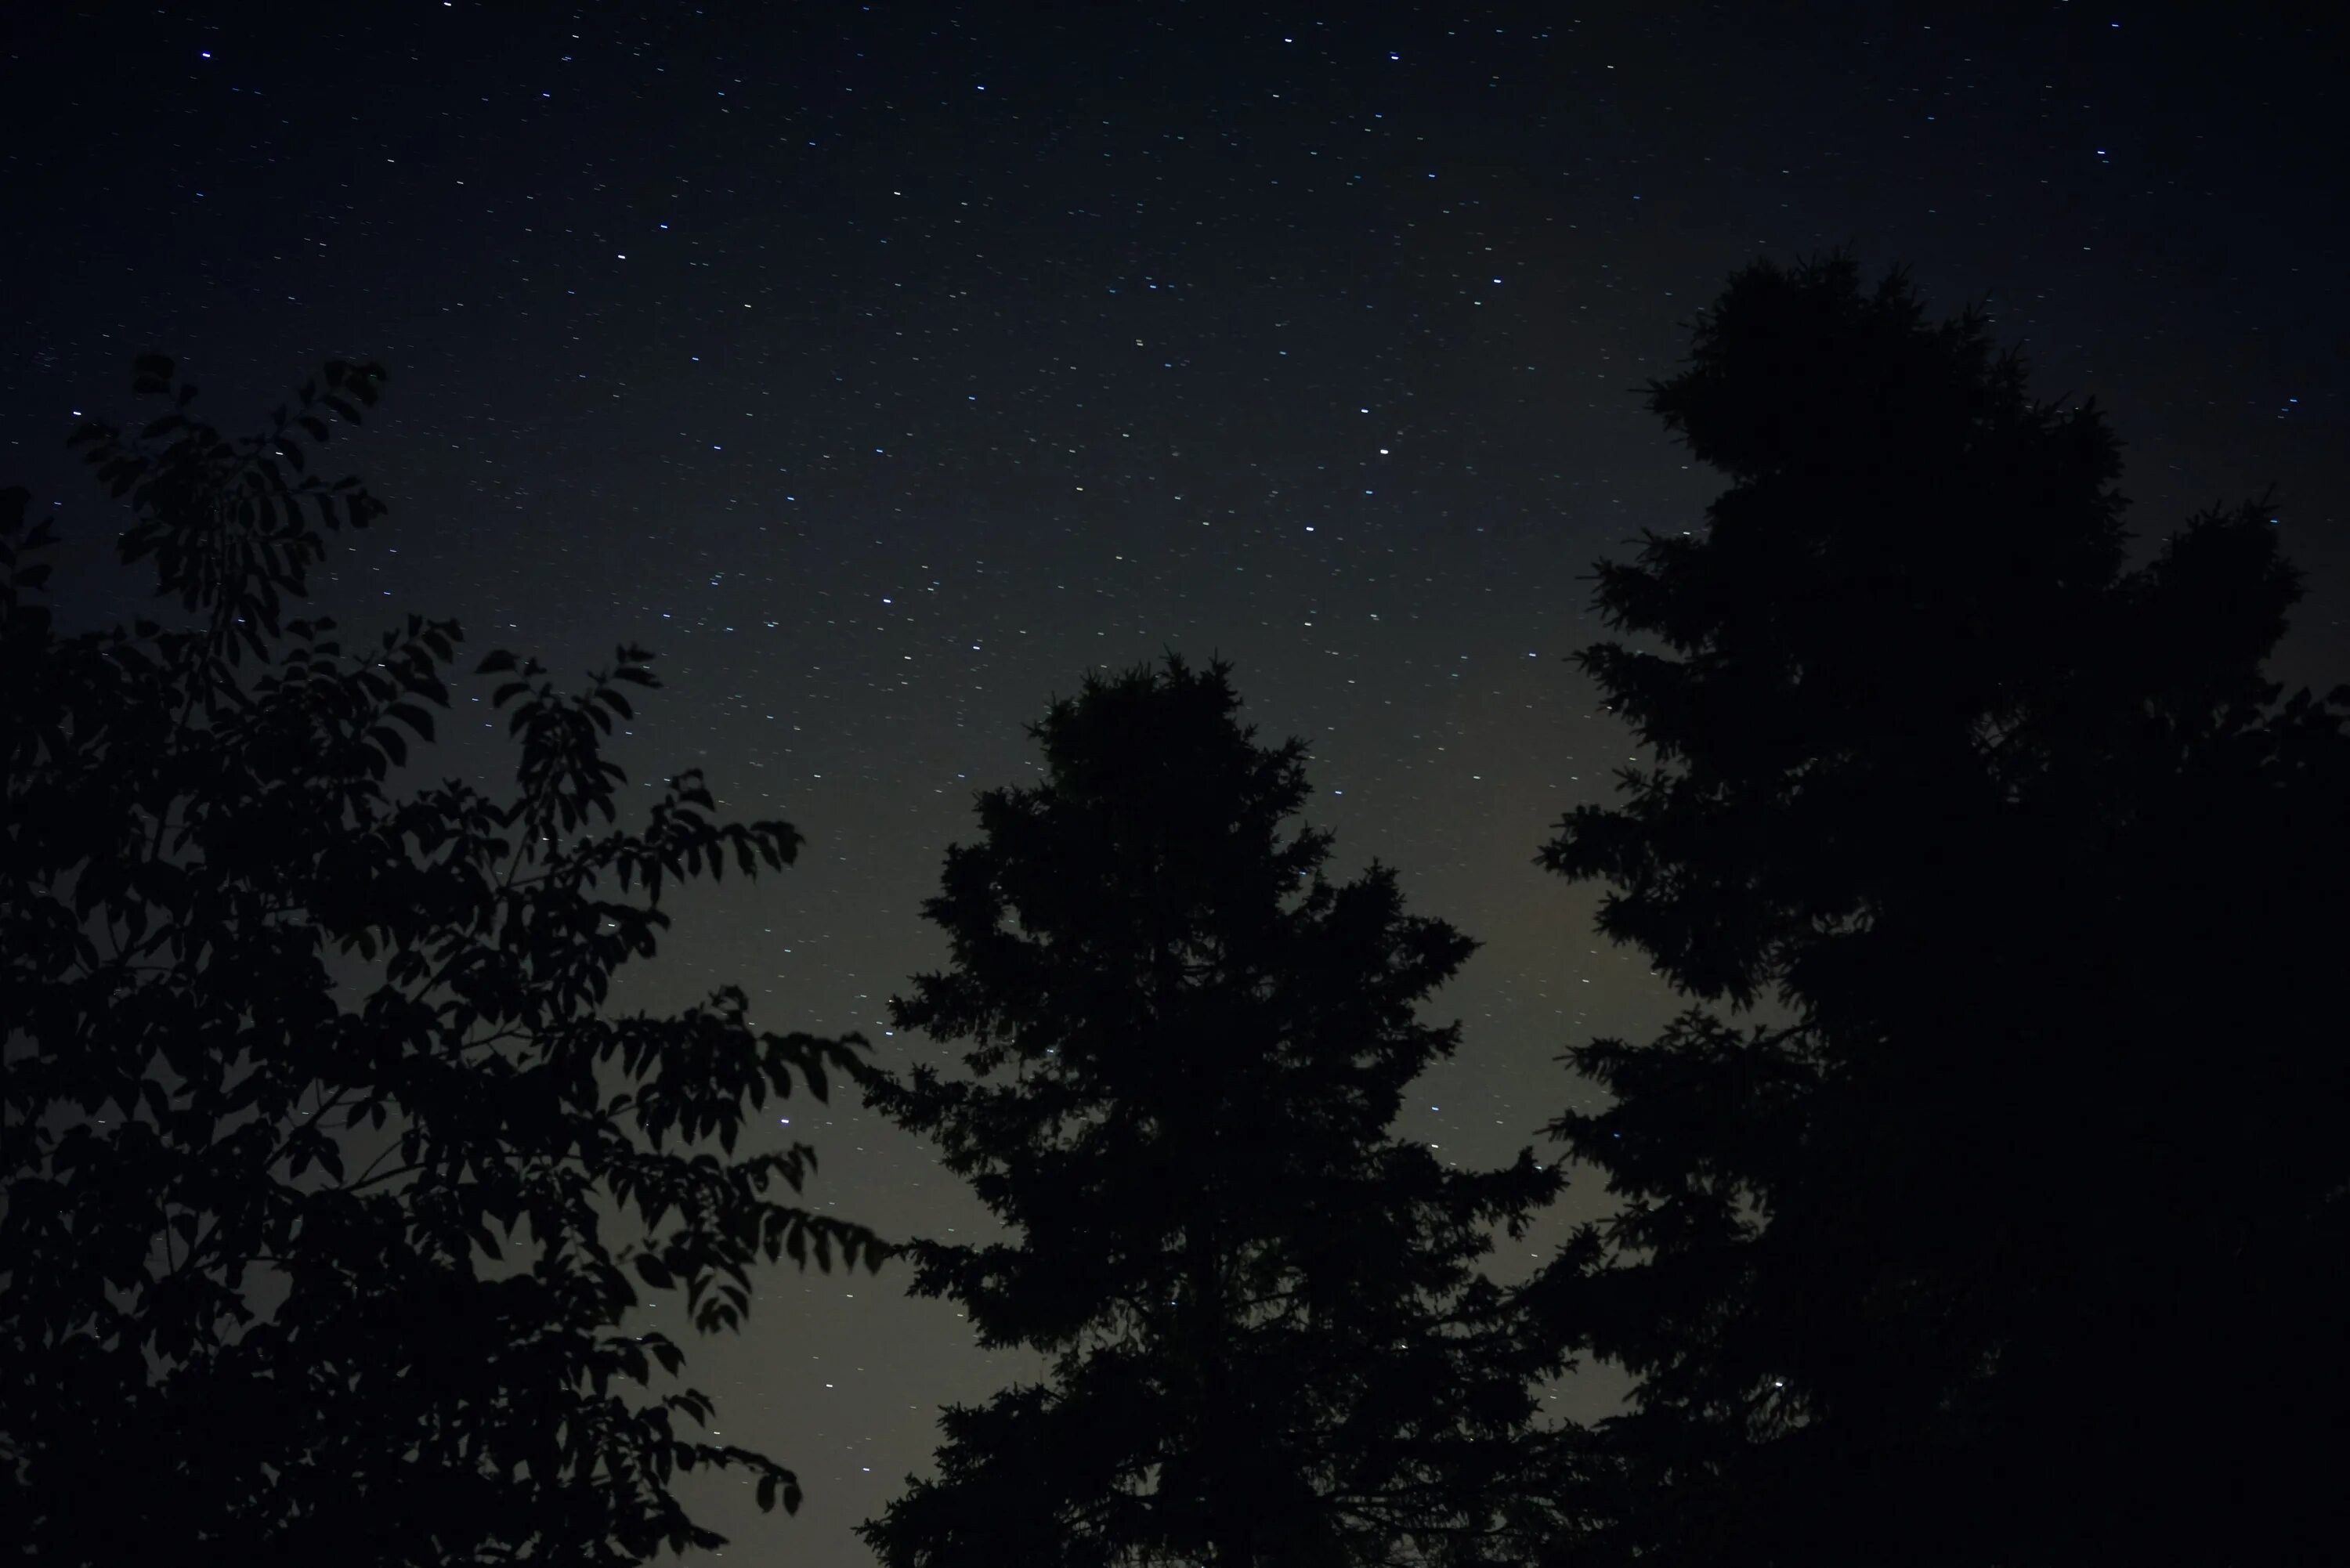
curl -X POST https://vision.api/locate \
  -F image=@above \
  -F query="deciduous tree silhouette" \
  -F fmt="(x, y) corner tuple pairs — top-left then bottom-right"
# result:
(0, 356), (888, 1565)
(855, 656), (1563, 1568)
(1528, 253), (2350, 1566)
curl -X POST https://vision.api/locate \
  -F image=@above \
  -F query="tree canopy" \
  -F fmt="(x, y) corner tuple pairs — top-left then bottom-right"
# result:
(855, 656), (1564, 1568)
(1, 356), (888, 1564)
(1529, 251), (2350, 1566)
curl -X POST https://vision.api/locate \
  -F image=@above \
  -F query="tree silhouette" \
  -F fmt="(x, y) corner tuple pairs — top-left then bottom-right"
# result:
(1528, 253), (2350, 1565)
(0, 356), (888, 1565)
(854, 656), (1564, 1568)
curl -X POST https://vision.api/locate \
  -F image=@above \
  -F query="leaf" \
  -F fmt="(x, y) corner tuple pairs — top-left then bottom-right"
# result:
(11, 348), (898, 1563)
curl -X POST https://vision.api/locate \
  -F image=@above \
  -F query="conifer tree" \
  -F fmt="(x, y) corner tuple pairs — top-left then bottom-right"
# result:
(856, 656), (1564, 1568)
(1528, 252), (2350, 1566)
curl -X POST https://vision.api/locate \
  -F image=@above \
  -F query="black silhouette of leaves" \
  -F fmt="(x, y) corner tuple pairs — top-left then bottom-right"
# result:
(2, 359), (890, 1565)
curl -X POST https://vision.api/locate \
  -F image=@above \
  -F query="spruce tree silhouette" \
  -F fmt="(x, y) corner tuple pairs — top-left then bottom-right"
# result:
(0, 357), (888, 1565)
(1527, 252), (2350, 1566)
(854, 656), (1564, 1568)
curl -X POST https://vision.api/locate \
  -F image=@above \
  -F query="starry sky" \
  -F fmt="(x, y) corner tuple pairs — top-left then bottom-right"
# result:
(8, 3), (2346, 1561)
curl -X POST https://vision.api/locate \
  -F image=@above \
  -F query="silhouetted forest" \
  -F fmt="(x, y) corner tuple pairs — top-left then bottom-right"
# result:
(5, 256), (2345, 1566)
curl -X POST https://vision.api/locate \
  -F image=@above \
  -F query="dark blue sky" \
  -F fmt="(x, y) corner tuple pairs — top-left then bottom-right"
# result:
(8, 3), (2343, 1560)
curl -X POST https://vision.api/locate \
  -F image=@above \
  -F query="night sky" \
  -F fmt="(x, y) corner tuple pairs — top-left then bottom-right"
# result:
(9, 4), (2346, 1561)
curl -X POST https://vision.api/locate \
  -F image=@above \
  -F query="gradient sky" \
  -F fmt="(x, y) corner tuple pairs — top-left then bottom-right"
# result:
(7, 3), (2345, 1562)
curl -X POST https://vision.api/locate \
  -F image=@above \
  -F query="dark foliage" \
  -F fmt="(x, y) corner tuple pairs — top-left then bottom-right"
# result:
(0, 357), (888, 1564)
(855, 656), (1565, 1568)
(1529, 253), (2350, 1565)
